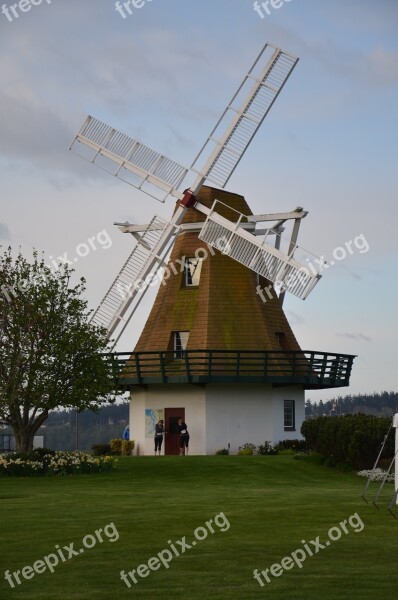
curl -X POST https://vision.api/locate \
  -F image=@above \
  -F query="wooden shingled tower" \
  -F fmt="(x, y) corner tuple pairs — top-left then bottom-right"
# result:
(135, 186), (301, 354)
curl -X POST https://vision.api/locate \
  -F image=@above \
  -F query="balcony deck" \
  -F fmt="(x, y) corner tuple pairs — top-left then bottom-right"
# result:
(107, 350), (356, 389)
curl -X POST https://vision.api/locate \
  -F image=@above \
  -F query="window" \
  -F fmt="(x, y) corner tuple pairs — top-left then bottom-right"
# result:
(173, 331), (189, 359)
(184, 258), (202, 287)
(284, 400), (295, 431)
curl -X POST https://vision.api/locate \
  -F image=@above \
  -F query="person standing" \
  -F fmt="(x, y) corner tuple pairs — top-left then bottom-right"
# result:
(177, 418), (189, 455)
(122, 425), (130, 441)
(154, 419), (164, 456)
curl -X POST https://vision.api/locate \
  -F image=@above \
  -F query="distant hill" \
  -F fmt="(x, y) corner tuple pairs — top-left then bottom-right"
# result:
(38, 403), (129, 451)
(305, 391), (398, 418)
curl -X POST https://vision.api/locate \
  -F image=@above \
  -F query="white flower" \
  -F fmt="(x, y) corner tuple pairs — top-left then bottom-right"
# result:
(357, 468), (395, 482)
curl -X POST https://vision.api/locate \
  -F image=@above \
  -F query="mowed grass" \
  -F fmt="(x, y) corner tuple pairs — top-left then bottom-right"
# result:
(0, 456), (397, 600)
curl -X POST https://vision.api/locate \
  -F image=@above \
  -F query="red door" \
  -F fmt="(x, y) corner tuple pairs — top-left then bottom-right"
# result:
(165, 408), (185, 455)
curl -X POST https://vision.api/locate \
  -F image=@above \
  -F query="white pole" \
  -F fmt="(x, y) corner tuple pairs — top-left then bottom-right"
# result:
(394, 413), (398, 504)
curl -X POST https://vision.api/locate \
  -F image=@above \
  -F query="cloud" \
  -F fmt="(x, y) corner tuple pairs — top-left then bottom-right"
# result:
(0, 224), (11, 240)
(336, 332), (371, 342)
(0, 20), (221, 181)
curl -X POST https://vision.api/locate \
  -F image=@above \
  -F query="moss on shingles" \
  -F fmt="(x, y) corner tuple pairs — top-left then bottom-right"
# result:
(134, 186), (302, 354)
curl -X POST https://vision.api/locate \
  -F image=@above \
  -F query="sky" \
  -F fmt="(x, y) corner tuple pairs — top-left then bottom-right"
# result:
(0, 0), (397, 403)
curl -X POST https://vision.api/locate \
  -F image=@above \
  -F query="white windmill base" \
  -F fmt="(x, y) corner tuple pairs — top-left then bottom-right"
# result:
(395, 413), (398, 504)
(130, 384), (304, 456)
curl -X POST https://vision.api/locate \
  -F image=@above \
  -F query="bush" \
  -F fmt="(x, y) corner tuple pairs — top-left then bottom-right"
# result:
(257, 441), (278, 455)
(110, 439), (123, 455)
(238, 447), (253, 456)
(238, 443), (256, 456)
(215, 448), (229, 455)
(91, 444), (112, 456)
(121, 440), (135, 456)
(275, 439), (308, 452)
(301, 415), (394, 469)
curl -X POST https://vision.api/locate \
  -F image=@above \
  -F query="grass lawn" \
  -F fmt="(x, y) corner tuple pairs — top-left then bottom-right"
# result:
(0, 455), (397, 599)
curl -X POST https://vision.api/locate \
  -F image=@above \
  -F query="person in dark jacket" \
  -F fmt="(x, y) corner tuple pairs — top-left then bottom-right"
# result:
(154, 419), (164, 456)
(177, 418), (189, 455)
(122, 425), (130, 441)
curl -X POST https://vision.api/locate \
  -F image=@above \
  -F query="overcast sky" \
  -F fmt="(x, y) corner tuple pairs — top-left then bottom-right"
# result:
(1, 0), (397, 402)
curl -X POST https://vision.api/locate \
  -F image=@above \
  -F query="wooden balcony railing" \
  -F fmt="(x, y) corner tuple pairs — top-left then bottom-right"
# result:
(105, 350), (356, 389)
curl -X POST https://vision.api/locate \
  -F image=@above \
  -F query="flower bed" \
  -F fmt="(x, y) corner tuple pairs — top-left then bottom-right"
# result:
(0, 449), (116, 477)
(357, 468), (395, 482)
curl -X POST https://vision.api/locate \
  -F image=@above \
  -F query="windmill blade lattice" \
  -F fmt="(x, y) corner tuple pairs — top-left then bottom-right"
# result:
(91, 213), (180, 338)
(189, 44), (298, 192)
(198, 200), (321, 300)
(70, 116), (188, 203)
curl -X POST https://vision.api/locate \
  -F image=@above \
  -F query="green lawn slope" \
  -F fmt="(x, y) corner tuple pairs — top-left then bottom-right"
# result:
(0, 456), (396, 600)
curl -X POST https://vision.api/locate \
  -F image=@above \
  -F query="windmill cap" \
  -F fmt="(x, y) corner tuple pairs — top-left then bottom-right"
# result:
(176, 185), (252, 225)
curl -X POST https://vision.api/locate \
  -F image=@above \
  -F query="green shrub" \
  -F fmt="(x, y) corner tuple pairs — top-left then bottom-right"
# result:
(91, 444), (112, 456)
(275, 439), (308, 452)
(215, 448), (229, 455)
(110, 439), (123, 455)
(121, 440), (135, 456)
(301, 415), (394, 470)
(238, 443), (256, 456)
(238, 447), (253, 456)
(257, 441), (278, 455)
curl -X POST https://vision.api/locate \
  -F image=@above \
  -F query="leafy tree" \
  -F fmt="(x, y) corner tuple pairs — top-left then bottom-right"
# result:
(0, 248), (117, 452)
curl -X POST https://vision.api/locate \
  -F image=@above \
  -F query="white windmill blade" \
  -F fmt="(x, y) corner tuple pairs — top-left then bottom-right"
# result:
(91, 198), (196, 341)
(69, 116), (188, 203)
(197, 200), (323, 301)
(248, 208), (308, 223)
(189, 43), (298, 194)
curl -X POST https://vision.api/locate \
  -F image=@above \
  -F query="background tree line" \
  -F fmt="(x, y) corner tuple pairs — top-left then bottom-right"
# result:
(305, 391), (398, 418)
(1, 402), (129, 452)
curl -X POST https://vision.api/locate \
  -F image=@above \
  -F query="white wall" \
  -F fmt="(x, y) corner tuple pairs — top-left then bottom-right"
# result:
(130, 383), (305, 455)
(130, 392), (145, 455)
(206, 384), (304, 454)
(130, 385), (206, 455)
(205, 384), (274, 454)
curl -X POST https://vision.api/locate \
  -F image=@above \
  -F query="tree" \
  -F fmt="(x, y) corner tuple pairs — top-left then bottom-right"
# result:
(0, 248), (117, 452)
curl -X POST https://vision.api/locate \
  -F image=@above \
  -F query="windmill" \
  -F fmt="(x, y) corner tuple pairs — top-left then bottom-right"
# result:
(70, 42), (356, 455)
(70, 43), (324, 346)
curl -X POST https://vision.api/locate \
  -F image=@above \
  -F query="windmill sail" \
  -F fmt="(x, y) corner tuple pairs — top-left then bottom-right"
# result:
(69, 116), (188, 203)
(92, 209), (186, 340)
(189, 44), (298, 193)
(197, 200), (321, 300)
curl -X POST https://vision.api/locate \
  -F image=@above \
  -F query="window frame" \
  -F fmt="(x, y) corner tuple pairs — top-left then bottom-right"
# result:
(183, 257), (203, 287)
(284, 399), (296, 431)
(173, 331), (190, 359)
